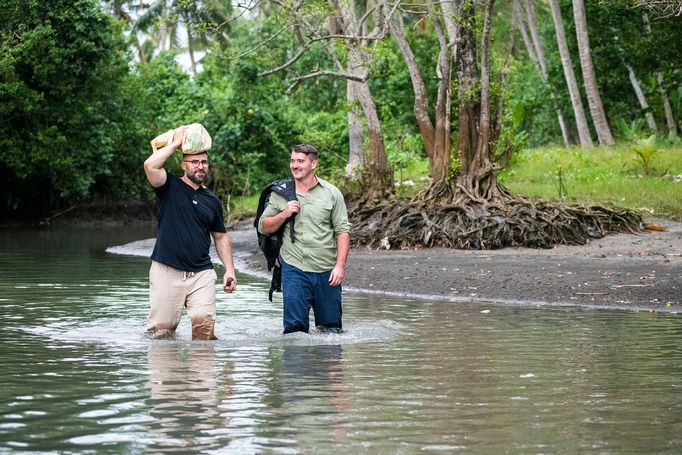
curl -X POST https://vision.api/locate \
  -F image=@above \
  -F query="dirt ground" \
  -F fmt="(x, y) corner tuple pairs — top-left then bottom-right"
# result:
(230, 217), (681, 313)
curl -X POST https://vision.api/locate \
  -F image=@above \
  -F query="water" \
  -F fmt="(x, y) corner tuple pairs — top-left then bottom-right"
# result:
(0, 227), (681, 453)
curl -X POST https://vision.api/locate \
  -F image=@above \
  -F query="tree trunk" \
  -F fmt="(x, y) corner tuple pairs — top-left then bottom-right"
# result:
(383, 1), (453, 183)
(186, 16), (198, 76)
(573, 0), (614, 145)
(440, 0), (459, 46)
(521, 0), (571, 145)
(492, 0), (520, 150)
(456, 0), (480, 178)
(611, 26), (657, 133)
(355, 79), (391, 194)
(627, 65), (657, 132)
(335, 0), (391, 197)
(656, 71), (678, 137)
(453, 0), (502, 201)
(428, 0), (452, 182)
(643, 13), (678, 137)
(346, 81), (365, 179)
(345, 0), (644, 251)
(465, 0), (499, 200)
(384, 4), (436, 168)
(159, 2), (169, 51)
(549, 0), (593, 148)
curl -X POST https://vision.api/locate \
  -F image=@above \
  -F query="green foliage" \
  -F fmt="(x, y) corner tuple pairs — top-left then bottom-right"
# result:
(193, 42), (302, 199)
(631, 134), (658, 176)
(616, 117), (649, 141)
(3, 0), (682, 223)
(292, 110), (349, 176)
(224, 193), (259, 223)
(505, 60), (560, 147)
(387, 133), (423, 174)
(547, 1), (682, 143)
(0, 0), (139, 219)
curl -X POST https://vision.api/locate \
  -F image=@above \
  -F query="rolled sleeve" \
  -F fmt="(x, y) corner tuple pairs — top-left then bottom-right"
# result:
(257, 192), (286, 234)
(330, 189), (351, 235)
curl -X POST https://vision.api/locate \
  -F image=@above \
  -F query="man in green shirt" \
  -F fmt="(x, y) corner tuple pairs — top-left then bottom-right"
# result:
(258, 144), (351, 334)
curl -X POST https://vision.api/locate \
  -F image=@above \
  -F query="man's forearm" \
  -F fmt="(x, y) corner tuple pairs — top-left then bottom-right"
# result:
(215, 233), (236, 276)
(261, 211), (288, 235)
(335, 232), (350, 268)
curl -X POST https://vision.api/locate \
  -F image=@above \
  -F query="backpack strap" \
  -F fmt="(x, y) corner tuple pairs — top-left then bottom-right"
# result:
(255, 177), (299, 302)
(270, 177), (298, 242)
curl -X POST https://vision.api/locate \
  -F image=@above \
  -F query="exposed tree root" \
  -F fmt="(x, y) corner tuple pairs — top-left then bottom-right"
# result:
(349, 191), (643, 250)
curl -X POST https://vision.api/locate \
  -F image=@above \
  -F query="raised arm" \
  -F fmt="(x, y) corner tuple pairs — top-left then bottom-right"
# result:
(211, 231), (237, 293)
(143, 126), (186, 188)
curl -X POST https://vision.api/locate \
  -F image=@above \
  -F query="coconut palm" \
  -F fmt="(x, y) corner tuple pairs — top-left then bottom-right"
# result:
(548, 0), (593, 148)
(134, 0), (232, 73)
(573, 0), (614, 145)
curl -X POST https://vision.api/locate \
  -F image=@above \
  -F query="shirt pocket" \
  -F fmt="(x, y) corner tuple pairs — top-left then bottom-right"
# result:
(310, 202), (333, 224)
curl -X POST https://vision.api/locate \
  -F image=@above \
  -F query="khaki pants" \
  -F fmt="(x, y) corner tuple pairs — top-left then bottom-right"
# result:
(147, 261), (218, 340)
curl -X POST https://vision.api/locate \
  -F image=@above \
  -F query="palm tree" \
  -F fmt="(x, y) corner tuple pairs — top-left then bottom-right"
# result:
(103, 0), (151, 63)
(626, 64), (658, 132)
(134, 0), (178, 53)
(519, 0), (571, 145)
(134, 0), (232, 73)
(572, 0), (614, 145)
(180, 0), (232, 74)
(548, 0), (593, 148)
(643, 13), (678, 137)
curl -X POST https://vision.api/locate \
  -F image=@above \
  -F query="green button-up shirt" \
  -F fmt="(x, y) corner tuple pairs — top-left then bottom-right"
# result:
(258, 177), (351, 272)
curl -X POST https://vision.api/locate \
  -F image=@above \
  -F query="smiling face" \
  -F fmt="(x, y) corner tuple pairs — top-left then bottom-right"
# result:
(290, 151), (317, 182)
(182, 152), (209, 185)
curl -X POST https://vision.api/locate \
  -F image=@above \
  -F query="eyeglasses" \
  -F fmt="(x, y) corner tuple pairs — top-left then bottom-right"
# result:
(183, 159), (209, 167)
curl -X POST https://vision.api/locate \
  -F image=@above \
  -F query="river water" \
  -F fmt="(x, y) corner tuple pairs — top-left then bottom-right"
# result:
(0, 226), (680, 453)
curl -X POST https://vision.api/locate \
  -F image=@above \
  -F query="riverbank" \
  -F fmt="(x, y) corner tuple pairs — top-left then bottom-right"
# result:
(228, 217), (682, 313)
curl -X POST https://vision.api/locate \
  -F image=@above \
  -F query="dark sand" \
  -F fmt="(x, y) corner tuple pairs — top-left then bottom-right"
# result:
(229, 218), (681, 313)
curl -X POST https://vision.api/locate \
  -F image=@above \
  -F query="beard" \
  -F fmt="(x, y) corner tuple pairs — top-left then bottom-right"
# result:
(187, 170), (207, 185)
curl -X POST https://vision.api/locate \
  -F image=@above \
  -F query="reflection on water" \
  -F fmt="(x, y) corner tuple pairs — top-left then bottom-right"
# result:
(0, 227), (681, 453)
(147, 343), (226, 453)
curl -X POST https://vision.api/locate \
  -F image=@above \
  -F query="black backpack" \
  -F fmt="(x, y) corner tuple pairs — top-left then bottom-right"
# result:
(254, 177), (297, 301)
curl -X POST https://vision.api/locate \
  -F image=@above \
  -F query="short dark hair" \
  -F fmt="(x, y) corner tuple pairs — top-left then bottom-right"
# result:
(292, 144), (318, 160)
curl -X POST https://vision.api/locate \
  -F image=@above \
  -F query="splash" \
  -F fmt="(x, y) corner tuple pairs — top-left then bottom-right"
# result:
(22, 316), (404, 350)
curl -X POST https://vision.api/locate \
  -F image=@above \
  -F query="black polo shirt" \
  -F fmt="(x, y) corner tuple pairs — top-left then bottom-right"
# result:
(151, 171), (226, 272)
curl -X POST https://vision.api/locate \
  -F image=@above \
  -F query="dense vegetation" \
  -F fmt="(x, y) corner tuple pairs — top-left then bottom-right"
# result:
(1, 0), (680, 227)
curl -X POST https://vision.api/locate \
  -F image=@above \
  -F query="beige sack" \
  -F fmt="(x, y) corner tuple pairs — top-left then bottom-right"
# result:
(150, 123), (212, 154)
(150, 129), (175, 153)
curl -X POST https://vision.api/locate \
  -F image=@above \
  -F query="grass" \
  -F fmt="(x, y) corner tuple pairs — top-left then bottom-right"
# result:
(225, 193), (259, 224)
(226, 141), (682, 223)
(499, 142), (682, 221)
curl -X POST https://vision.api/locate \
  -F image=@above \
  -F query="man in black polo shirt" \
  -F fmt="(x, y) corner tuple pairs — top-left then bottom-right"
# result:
(143, 126), (237, 340)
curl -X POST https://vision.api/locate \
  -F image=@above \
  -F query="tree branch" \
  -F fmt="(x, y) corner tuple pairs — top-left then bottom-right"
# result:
(232, 25), (289, 60)
(291, 70), (369, 85)
(633, 0), (682, 19)
(258, 44), (309, 76)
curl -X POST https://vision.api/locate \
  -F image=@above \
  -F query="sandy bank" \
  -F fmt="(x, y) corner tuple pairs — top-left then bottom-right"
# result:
(228, 218), (681, 313)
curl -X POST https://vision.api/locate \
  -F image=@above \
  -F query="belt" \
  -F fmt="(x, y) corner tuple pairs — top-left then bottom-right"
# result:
(182, 271), (195, 281)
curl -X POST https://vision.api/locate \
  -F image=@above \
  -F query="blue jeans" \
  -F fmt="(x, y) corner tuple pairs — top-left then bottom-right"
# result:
(281, 261), (343, 334)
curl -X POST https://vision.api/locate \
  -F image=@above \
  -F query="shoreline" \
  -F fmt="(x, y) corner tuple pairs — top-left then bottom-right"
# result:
(228, 218), (682, 314)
